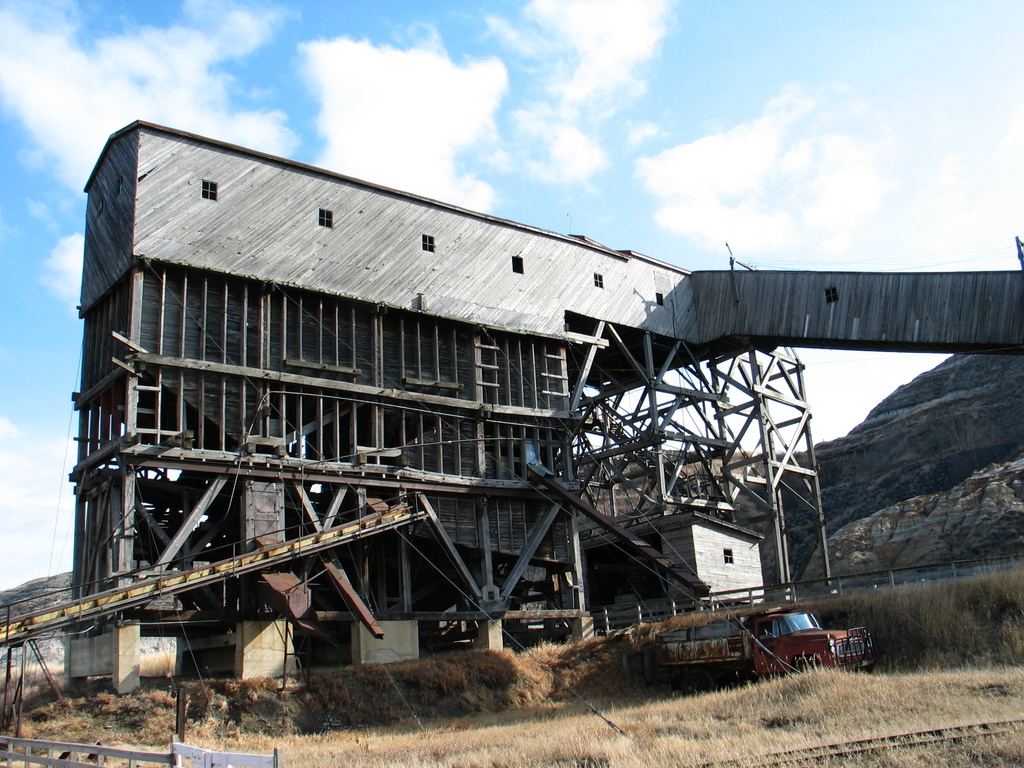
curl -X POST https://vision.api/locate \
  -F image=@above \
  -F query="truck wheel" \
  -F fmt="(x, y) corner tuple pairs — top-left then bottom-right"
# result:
(680, 669), (714, 695)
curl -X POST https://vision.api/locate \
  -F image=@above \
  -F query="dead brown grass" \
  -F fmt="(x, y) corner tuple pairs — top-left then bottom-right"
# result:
(220, 666), (1024, 767)
(18, 570), (1024, 766)
(806, 569), (1024, 670)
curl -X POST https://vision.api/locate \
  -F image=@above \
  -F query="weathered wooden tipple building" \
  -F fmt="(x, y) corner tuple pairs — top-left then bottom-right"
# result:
(57, 122), (1024, 690)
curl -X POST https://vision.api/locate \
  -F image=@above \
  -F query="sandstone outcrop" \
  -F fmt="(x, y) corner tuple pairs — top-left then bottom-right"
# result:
(819, 457), (1024, 575)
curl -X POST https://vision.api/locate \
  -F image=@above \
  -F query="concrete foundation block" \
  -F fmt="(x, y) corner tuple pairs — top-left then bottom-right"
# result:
(475, 619), (504, 650)
(114, 622), (141, 693)
(65, 623), (141, 693)
(352, 620), (419, 664)
(570, 615), (595, 642)
(234, 620), (293, 679)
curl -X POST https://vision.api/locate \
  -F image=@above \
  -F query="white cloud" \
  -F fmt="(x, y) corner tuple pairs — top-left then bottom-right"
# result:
(40, 233), (84, 309)
(904, 105), (1024, 259)
(515, 109), (609, 183)
(490, 0), (672, 183)
(997, 102), (1024, 156)
(636, 87), (895, 255)
(628, 121), (660, 146)
(0, 0), (296, 190)
(300, 36), (507, 211)
(0, 416), (20, 440)
(491, 0), (672, 116)
(0, 418), (74, 589)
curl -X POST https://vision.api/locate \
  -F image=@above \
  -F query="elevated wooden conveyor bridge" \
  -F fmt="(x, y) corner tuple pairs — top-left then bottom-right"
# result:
(685, 269), (1024, 356)
(0, 504), (424, 647)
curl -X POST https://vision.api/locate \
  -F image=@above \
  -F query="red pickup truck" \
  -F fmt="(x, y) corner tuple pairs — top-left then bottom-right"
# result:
(655, 607), (875, 693)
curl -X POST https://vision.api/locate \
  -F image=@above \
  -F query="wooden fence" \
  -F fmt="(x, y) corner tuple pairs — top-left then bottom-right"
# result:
(0, 737), (282, 768)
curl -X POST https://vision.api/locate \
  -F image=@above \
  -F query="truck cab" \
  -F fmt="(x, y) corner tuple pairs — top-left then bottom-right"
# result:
(749, 609), (874, 674)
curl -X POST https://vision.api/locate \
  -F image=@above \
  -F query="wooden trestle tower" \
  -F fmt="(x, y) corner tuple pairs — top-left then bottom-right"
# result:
(49, 121), (1024, 687)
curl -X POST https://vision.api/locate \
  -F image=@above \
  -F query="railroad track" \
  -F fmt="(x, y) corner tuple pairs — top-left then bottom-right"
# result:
(708, 718), (1024, 766)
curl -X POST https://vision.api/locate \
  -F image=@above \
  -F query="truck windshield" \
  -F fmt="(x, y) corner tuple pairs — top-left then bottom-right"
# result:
(777, 614), (821, 635)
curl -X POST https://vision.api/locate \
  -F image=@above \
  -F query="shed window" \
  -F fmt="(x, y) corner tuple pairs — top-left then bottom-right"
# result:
(825, 286), (839, 303)
(723, 548), (734, 564)
(201, 180), (218, 201)
(422, 234), (435, 252)
(512, 255), (524, 274)
(594, 273), (604, 289)
(655, 292), (664, 306)
(318, 208), (333, 228)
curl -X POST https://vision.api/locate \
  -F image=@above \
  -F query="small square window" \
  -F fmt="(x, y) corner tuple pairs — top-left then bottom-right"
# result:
(201, 180), (218, 201)
(511, 255), (524, 274)
(724, 548), (734, 564)
(318, 208), (333, 228)
(422, 234), (435, 252)
(825, 286), (839, 303)
(593, 273), (604, 289)
(655, 292), (664, 306)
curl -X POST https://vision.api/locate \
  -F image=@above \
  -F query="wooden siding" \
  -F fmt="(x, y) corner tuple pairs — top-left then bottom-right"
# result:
(422, 494), (569, 561)
(81, 124), (693, 341)
(691, 271), (1024, 352)
(80, 262), (566, 477)
(663, 521), (762, 594)
(82, 131), (138, 310)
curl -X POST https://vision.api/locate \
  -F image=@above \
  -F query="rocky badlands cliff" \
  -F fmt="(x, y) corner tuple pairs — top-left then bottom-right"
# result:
(810, 354), (1024, 575)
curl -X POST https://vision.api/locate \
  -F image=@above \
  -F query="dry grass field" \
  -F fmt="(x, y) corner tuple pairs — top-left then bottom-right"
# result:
(244, 666), (1024, 768)
(17, 569), (1024, 766)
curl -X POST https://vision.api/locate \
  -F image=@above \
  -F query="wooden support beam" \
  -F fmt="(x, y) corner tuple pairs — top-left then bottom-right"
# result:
(130, 352), (569, 419)
(528, 467), (710, 598)
(155, 477), (228, 566)
(291, 481), (322, 532)
(323, 563), (384, 638)
(111, 330), (148, 354)
(323, 486), (348, 529)
(416, 493), (483, 599)
(500, 503), (562, 601)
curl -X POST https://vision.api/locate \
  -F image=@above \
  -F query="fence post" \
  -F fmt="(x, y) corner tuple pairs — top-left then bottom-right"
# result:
(274, 746), (284, 768)
(951, 561), (958, 579)
(888, 570), (895, 587)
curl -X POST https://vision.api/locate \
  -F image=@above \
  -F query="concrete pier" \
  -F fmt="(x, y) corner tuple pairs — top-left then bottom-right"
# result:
(570, 615), (595, 642)
(352, 620), (419, 664)
(475, 619), (504, 650)
(234, 620), (292, 679)
(65, 622), (141, 693)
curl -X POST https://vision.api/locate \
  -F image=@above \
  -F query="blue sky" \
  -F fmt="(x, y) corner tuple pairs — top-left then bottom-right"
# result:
(0, 0), (1021, 589)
